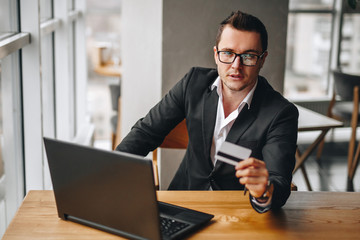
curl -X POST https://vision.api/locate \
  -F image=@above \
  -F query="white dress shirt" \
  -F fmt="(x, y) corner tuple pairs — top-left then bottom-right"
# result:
(209, 76), (272, 211)
(210, 76), (257, 166)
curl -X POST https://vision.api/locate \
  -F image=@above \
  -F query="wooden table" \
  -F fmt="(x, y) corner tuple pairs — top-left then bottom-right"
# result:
(94, 62), (121, 78)
(3, 190), (360, 240)
(296, 105), (343, 190)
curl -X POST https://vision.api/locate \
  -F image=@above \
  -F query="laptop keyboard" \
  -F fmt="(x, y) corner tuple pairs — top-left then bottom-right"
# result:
(160, 216), (190, 237)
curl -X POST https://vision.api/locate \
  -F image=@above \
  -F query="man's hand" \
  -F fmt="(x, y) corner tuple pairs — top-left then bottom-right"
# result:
(235, 158), (269, 198)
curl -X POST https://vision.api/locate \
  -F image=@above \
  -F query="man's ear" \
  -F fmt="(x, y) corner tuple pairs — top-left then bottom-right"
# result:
(213, 46), (218, 65)
(259, 51), (268, 69)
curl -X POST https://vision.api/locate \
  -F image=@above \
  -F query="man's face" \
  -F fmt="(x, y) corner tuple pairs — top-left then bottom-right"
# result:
(214, 25), (267, 93)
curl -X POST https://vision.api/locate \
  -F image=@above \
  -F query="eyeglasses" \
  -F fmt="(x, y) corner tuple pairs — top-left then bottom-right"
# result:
(217, 50), (266, 66)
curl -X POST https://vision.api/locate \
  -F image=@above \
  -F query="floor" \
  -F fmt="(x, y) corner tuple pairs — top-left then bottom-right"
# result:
(293, 140), (360, 192)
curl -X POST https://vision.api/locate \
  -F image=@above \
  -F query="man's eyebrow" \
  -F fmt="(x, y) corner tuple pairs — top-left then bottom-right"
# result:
(243, 49), (261, 54)
(218, 48), (261, 54)
(218, 48), (235, 52)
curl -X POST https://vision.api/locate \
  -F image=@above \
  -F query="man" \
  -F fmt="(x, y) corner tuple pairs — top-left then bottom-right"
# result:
(116, 10), (298, 213)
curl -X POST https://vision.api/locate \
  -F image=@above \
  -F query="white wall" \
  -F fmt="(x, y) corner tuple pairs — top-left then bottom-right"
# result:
(120, 0), (163, 137)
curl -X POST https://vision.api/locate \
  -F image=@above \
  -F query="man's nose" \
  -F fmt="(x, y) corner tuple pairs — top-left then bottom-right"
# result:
(231, 55), (243, 69)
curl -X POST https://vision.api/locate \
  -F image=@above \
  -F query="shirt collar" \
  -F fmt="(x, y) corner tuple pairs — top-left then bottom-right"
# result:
(211, 76), (258, 110)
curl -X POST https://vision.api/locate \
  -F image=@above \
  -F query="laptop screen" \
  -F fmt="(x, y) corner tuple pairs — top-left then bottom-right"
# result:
(44, 137), (162, 239)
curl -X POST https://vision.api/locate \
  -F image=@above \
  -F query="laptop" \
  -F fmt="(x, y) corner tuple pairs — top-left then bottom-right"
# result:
(43, 137), (214, 240)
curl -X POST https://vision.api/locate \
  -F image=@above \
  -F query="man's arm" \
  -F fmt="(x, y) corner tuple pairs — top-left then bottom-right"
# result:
(235, 103), (298, 212)
(235, 158), (273, 213)
(115, 68), (194, 156)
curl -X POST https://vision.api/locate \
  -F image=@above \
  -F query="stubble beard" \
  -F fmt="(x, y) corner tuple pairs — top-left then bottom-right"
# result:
(222, 77), (249, 93)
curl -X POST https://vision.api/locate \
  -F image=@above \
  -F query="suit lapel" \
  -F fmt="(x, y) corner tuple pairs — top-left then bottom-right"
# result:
(213, 77), (268, 171)
(213, 107), (256, 171)
(225, 76), (268, 144)
(210, 76), (269, 171)
(226, 106), (256, 143)
(202, 86), (218, 167)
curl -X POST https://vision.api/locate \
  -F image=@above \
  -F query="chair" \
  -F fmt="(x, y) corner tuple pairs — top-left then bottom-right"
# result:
(152, 119), (188, 189)
(325, 70), (360, 191)
(152, 119), (297, 191)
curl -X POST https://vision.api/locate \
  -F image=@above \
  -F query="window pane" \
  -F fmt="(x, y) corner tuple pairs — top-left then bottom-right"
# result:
(0, 0), (23, 237)
(40, 0), (53, 22)
(0, 63), (3, 176)
(87, 0), (122, 9)
(41, 34), (56, 137)
(289, 0), (334, 11)
(0, 52), (24, 237)
(0, 60), (4, 238)
(40, 33), (55, 190)
(68, 0), (74, 10)
(339, 14), (360, 74)
(0, 0), (18, 32)
(68, 22), (76, 137)
(284, 13), (332, 99)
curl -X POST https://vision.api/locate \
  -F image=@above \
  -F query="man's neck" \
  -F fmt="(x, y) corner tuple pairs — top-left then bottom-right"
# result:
(221, 82), (255, 118)
(222, 88), (247, 118)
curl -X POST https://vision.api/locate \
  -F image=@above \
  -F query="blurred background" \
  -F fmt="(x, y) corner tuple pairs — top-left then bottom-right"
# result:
(0, 0), (360, 237)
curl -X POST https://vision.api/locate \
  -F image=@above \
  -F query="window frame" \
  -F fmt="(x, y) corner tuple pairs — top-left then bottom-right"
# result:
(0, 1), (30, 233)
(20, 0), (88, 192)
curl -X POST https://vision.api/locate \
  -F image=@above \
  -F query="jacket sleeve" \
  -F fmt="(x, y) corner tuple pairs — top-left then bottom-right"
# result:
(263, 103), (299, 210)
(115, 68), (195, 156)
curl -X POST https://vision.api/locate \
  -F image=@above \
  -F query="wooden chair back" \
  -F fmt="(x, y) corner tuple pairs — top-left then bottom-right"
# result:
(326, 70), (360, 190)
(152, 119), (188, 188)
(333, 70), (360, 102)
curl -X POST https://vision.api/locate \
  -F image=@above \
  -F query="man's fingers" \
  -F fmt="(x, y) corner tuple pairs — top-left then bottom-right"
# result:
(239, 176), (268, 198)
(235, 166), (268, 178)
(238, 176), (267, 185)
(234, 157), (269, 197)
(235, 157), (266, 170)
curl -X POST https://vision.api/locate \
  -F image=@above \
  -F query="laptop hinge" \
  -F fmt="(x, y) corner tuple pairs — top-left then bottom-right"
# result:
(66, 215), (148, 240)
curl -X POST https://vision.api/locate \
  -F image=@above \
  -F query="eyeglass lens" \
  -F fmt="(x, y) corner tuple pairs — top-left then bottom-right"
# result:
(219, 52), (259, 66)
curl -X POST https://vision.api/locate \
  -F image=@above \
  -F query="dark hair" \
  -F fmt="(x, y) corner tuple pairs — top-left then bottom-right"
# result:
(215, 10), (268, 52)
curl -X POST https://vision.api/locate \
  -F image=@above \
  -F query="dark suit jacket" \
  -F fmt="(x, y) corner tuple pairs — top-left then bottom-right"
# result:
(116, 67), (298, 209)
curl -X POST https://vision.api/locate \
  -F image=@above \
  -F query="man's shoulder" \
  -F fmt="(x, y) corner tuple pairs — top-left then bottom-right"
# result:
(187, 67), (218, 79)
(255, 76), (298, 113)
(257, 76), (289, 102)
(184, 67), (218, 88)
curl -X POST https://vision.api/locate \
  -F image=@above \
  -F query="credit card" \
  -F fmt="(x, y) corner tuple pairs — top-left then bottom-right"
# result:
(216, 141), (252, 166)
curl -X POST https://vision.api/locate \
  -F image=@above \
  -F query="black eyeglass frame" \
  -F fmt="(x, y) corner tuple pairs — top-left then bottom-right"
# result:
(216, 49), (267, 66)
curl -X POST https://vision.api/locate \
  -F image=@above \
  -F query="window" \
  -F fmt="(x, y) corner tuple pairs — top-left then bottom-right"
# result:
(0, 53), (23, 239)
(0, 0), (87, 236)
(0, 0), (27, 237)
(289, 0), (334, 10)
(40, 0), (56, 140)
(40, 0), (53, 22)
(285, 0), (360, 101)
(339, 14), (360, 73)
(285, 0), (336, 100)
